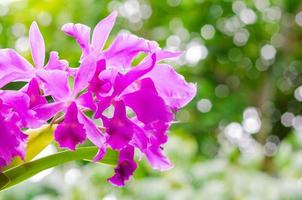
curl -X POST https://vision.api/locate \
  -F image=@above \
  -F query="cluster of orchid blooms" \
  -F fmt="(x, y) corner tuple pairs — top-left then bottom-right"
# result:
(0, 12), (196, 186)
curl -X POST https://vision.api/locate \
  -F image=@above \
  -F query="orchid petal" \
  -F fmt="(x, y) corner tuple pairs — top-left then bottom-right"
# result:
(130, 122), (148, 150)
(144, 63), (197, 110)
(33, 102), (65, 121)
(0, 49), (33, 88)
(77, 92), (96, 111)
(108, 145), (137, 187)
(61, 23), (91, 56)
(123, 78), (173, 124)
(144, 145), (173, 171)
(54, 102), (86, 150)
(89, 67), (117, 98)
(156, 50), (183, 61)
(87, 59), (115, 97)
(36, 69), (71, 101)
(0, 111), (27, 170)
(29, 22), (45, 68)
(102, 101), (133, 150)
(93, 145), (107, 162)
(0, 90), (42, 128)
(26, 78), (47, 109)
(104, 33), (158, 68)
(114, 53), (156, 95)
(73, 55), (96, 95)
(78, 111), (105, 148)
(94, 96), (111, 119)
(91, 11), (117, 53)
(44, 51), (68, 71)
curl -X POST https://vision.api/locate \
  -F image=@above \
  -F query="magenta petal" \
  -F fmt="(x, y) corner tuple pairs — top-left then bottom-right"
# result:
(77, 92), (96, 111)
(102, 102), (133, 150)
(61, 23), (91, 56)
(73, 56), (96, 95)
(130, 122), (148, 150)
(114, 53), (156, 95)
(134, 119), (169, 147)
(91, 11), (117, 53)
(94, 96), (111, 119)
(36, 69), (71, 101)
(78, 111), (105, 148)
(88, 59), (107, 95)
(146, 121), (169, 146)
(144, 63), (197, 110)
(0, 49), (32, 72)
(0, 49), (33, 87)
(79, 112), (106, 162)
(156, 50), (183, 61)
(44, 51), (68, 71)
(94, 68), (117, 97)
(55, 102), (86, 150)
(0, 112), (27, 170)
(108, 145), (137, 187)
(0, 90), (42, 128)
(123, 78), (173, 124)
(26, 78), (47, 109)
(144, 145), (173, 171)
(104, 33), (158, 68)
(34, 102), (65, 121)
(88, 59), (117, 98)
(93, 145), (107, 162)
(29, 22), (45, 68)
(88, 59), (105, 93)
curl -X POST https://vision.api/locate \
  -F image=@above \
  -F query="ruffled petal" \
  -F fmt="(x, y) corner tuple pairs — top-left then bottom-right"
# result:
(29, 22), (45, 68)
(54, 102), (86, 150)
(133, 120), (173, 171)
(134, 119), (169, 147)
(44, 51), (68, 71)
(0, 49), (33, 87)
(146, 121), (169, 146)
(0, 110), (27, 170)
(36, 69), (71, 101)
(104, 33), (158, 68)
(144, 63), (197, 110)
(0, 90), (42, 128)
(102, 101), (133, 150)
(91, 11), (117, 53)
(108, 145), (137, 187)
(123, 78), (173, 124)
(61, 23), (91, 56)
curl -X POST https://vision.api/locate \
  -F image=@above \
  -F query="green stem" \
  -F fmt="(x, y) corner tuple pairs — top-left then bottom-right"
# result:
(0, 147), (118, 191)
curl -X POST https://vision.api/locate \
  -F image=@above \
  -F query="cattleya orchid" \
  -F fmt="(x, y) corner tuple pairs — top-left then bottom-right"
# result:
(0, 11), (196, 187)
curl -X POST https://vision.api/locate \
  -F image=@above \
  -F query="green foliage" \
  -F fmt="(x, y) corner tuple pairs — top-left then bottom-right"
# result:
(1, 0), (302, 199)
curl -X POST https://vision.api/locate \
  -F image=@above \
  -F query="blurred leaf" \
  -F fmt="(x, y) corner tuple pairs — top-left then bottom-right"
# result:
(0, 147), (118, 191)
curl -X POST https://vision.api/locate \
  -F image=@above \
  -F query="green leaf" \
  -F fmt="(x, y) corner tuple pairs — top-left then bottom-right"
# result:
(0, 147), (118, 191)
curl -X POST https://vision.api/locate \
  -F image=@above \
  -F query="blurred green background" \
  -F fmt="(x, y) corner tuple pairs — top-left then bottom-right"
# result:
(1, 0), (302, 199)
